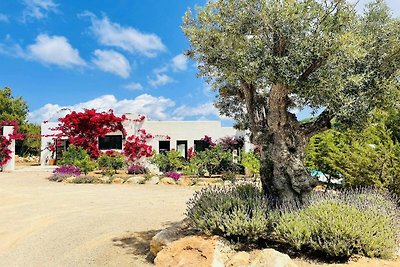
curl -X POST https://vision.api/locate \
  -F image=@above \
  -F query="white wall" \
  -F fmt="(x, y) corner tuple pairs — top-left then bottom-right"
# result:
(40, 117), (251, 165)
(2, 126), (15, 172)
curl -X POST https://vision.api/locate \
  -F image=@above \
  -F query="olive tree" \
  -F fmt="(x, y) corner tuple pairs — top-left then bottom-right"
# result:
(183, 0), (400, 202)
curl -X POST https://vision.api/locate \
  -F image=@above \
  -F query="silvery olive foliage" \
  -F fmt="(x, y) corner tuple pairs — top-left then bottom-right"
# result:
(183, 0), (400, 130)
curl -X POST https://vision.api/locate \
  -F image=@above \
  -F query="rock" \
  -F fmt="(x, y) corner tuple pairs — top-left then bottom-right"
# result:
(154, 236), (224, 267)
(126, 176), (146, 184)
(177, 177), (194, 186)
(146, 175), (160, 185)
(112, 178), (125, 184)
(160, 177), (176, 185)
(150, 227), (184, 256)
(64, 177), (75, 183)
(97, 177), (111, 184)
(249, 249), (298, 267)
(226, 251), (250, 267)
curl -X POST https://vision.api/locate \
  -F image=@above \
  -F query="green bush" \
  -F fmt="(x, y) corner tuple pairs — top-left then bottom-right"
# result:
(58, 145), (97, 174)
(241, 150), (260, 177)
(97, 151), (125, 176)
(186, 184), (271, 242)
(192, 145), (234, 175)
(274, 189), (399, 259)
(151, 150), (185, 172)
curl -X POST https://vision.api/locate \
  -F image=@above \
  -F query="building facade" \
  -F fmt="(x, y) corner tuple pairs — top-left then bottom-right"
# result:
(40, 114), (251, 165)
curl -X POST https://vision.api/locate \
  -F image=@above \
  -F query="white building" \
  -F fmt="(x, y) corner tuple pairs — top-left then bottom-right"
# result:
(40, 114), (251, 165)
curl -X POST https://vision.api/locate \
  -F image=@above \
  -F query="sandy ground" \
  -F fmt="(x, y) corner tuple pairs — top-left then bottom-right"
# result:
(0, 167), (196, 267)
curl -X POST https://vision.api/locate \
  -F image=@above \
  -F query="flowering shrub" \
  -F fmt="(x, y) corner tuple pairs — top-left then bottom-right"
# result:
(127, 164), (146, 174)
(218, 135), (244, 151)
(53, 165), (81, 176)
(123, 129), (154, 163)
(0, 120), (25, 167)
(201, 135), (216, 148)
(54, 109), (127, 158)
(164, 171), (181, 180)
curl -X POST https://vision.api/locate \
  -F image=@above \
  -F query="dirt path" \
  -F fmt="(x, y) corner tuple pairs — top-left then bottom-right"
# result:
(0, 169), (195, 266)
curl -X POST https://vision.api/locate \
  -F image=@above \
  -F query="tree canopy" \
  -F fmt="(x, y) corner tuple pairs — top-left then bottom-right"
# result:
(183, 0), (400, 202)
(183, 0), (399, 134)
(0, 87), (28, 125)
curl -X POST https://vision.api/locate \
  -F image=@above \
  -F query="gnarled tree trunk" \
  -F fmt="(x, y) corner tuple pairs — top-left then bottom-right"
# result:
(260, 84), (316, 203)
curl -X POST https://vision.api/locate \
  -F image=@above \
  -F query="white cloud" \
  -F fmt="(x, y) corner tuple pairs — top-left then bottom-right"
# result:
(0, 14), (9, 23)
(82, 12), (166, 57)
(22, 0), (58, 21)
(27, 34), (86, 67)
(171, 54), (188, 71)
(148, 73), (174, 87)
(173, 102), (220, 119)
(92, 49), (130, 78)
(124, 82), (143, 91)
(28, 94), (176, 123)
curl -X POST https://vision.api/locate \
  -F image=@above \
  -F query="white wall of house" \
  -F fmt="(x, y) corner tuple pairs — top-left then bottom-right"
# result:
(2, 126), (15, 172)
(40, 115), (251, 165)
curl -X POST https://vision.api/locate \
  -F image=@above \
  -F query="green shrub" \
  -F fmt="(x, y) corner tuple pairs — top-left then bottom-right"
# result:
(97, 151), (125, 176)
(151, 150), (186, 172)
(186, 183), (271, 242)
(274, 189), (399, 259)
(191, 145), (234, 175)
(241, 150), (260, 177)
(58, 145), (97, 174)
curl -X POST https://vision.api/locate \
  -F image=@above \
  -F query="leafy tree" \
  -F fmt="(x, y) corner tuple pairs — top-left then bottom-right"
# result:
(16, 123), (41, 156)
(241, 150), (261, 177)
(0, 87), (41, 156)
(306, 113), (400, 196)
(183, 0), (400, 202)
(0, 87), (28, 125)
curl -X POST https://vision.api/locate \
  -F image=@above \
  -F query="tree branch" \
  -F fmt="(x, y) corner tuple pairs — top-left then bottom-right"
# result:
(301, 109), (332, 137)
(298, 55), (328, 82)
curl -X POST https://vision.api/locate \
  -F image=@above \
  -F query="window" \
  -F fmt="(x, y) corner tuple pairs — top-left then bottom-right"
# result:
(176, 140), (188, 159)
(194, 140), (208, 152)
(99, 135), (123, 150)
(159, 141), (170, 154)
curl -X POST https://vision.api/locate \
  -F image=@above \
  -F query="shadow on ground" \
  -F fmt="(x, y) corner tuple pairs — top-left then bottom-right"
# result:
(112, 221), (187, 263)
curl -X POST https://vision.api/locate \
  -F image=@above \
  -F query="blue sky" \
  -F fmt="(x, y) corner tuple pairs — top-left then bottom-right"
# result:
(0, 0), (399, 124)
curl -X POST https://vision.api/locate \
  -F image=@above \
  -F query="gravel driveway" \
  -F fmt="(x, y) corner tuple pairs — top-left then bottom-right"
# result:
(0, 168), (195, 267)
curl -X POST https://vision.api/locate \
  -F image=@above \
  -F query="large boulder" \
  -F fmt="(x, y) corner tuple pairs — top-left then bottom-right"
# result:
(126, 176), (146, 184)
(154, 236), (228, 267)
(177, 177), (195, 186)
(249, 249), (297, 267)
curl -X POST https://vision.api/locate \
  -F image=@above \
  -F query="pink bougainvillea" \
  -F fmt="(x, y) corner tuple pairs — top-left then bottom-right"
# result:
(123, 129), (154, 163)
(0, 120), (25, 167)
(54, 109), (127, 158)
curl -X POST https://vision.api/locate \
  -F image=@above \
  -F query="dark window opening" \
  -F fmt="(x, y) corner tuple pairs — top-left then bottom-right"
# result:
(194, 140), (208, 152)
(176, 140), (188, 159)
(159, 141), (170, 154)
(99, 135), (123, 150)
